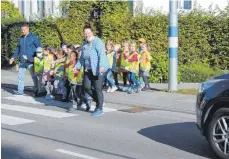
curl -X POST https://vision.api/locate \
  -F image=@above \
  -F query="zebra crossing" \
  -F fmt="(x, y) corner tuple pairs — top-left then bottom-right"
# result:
(1, 95), (117, 126)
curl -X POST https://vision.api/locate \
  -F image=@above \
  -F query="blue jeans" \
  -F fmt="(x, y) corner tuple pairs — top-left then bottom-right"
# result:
(18, 63), (37, 93)
(128, 72), (140, 89)
(106, 69), (115, 87)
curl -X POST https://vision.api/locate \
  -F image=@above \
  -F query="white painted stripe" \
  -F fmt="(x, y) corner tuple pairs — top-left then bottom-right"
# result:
(176, 99), (195, 103)
(1, 115), (35, 125)
(3, 95), (118, 113)
(81, 104), (117, 113)
(55, 149), (99, 159)
(4, 95), (44, 104)
(169, 37), (178, 48)
(1, 104), (77, 118)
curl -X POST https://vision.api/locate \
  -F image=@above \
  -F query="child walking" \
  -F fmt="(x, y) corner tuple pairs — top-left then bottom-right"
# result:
(120, 41), (130, 87)
(42, 47), (55, 100)
(67, 51), (91, 113)
(54, 49), (66, 96)
(33, 47), (44, 97)
(139, 43), (152, 91)
(127, 42), (141, 94)
(106, 42), (118, 93)
(113, 44), (121, 88)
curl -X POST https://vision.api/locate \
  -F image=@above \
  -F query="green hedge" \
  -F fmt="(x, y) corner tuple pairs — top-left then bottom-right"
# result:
(1, 1), (228, 83)
(180, 62), (224, 83)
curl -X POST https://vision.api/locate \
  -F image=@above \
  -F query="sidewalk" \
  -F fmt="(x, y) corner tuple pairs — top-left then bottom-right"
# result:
(1, 70), (197, 114)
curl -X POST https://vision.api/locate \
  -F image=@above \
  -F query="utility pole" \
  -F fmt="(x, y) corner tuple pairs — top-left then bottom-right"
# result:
(168, 0), (178, 91)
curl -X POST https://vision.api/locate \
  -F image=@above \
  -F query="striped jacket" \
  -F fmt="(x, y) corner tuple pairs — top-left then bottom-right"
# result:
(75, 37), (109, 76)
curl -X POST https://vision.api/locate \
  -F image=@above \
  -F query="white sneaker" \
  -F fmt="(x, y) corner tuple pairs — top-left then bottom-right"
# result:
(110, 86), (118, 92)
(107, 87), (111, 93)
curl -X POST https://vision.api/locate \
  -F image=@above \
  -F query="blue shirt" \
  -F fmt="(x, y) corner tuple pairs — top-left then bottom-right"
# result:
(75, 37), (109, 76)
(82, 42), (92, 71)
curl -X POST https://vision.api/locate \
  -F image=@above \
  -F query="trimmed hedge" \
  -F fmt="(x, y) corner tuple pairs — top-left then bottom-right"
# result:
(1, 1), (228, 83)
(180, 62), (224, 83)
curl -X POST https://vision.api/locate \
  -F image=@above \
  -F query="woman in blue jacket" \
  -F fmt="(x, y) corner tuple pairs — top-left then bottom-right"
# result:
(74, 23), (109, 116)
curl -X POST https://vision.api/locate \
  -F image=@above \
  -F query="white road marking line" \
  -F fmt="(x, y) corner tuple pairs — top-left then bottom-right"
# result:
(1, 115), (35, 125)
(1, 104), (77, 118)
(3, 95), (118, 112)
(55, 149), (99, 159)
(81, 104), (117, 113)
(176, 99), (196, 103)
(4, 95), (44, 104)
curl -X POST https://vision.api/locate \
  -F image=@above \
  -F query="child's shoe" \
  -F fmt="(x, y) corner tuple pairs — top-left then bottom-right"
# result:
(110, 86), (118, 93)
(107, 87), (111, 93)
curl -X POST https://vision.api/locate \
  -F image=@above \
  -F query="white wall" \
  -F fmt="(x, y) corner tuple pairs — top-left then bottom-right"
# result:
(139, 0), (229, 14)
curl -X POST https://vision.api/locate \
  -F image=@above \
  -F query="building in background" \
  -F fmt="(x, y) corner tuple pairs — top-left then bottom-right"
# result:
(10, 0), (63, 21)
(10, 0), (229, 21)
(133, 0), (229, 15)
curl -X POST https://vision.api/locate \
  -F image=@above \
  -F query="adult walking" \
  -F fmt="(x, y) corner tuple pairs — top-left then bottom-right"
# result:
(74, 23), (109, 116)
(9, 23), (41, 95)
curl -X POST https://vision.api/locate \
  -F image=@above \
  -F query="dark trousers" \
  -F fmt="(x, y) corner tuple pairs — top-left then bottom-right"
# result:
(65, 79), (71, 100)
(83, 70), (105, 110)
(112, 72), (119, 86)
(70, 84), (90, 107)
(122, 72), (128, 86)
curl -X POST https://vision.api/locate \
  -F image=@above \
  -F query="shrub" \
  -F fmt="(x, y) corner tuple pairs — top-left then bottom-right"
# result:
(180, 62), (224, 83)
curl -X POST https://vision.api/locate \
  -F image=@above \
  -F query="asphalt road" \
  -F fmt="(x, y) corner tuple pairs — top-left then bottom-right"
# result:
(1, 87), (216, 159)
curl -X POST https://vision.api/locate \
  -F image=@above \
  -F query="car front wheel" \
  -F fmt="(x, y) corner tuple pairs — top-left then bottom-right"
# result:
(207, 108), (229, 159)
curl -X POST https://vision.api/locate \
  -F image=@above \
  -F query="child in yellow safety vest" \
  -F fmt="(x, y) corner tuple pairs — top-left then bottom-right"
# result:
(53, 49), (66, 95)
(139, 43), (152, 91)
(106, 42), (118, 93)
(120, 41), (130, 87)
(66, 49), (91, 113)
(126, 42), (141, 94)
(113, 44), (121, 88)
(33, 47), (44, 97)
(42, 47), (55, 100)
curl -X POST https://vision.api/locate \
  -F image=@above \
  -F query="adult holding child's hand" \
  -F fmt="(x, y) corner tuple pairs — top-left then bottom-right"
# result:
(74, 23), (109, 116)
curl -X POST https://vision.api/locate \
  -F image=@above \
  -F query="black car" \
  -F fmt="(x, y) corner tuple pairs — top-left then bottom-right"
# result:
(196, 74), (229, 159)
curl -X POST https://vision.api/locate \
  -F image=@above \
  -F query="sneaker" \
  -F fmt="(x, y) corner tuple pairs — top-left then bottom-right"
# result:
(142, 86), (149, 91)
(107, 87), (111, 93)
(91, 109), (104, 116)
(67, 107), (77, 113)
(110, 86), (118, 93)
(127, 88), (135, 94)
(135, 86), (142, 93)
(85, 101), (91, 112)
(45, 95), (52, 100)
(13, 90), (24, 95)
(50, 95), (55, 100)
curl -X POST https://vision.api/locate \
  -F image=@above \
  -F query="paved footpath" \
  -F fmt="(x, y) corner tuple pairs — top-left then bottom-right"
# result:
(1, 70), (199, 114)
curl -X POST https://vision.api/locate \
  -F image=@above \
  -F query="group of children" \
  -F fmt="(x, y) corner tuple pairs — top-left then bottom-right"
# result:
(33, 38), (152, 110)
(34, 44), (91, 112)
(104, 38), (152, 94)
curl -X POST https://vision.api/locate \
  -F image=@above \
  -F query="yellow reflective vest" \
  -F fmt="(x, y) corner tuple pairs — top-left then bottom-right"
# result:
(128, 52), (140, 73)
(34, 57), (44, 74)
(55, 62), (65, 77)
(140, 51), (152, 72)
(120, 51), (130, 71)
(43, 54), (54, 71)
(67, 63), (84, 85)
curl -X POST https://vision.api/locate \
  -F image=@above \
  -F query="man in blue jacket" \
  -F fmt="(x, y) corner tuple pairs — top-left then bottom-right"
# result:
(9, 23), (41, 95)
